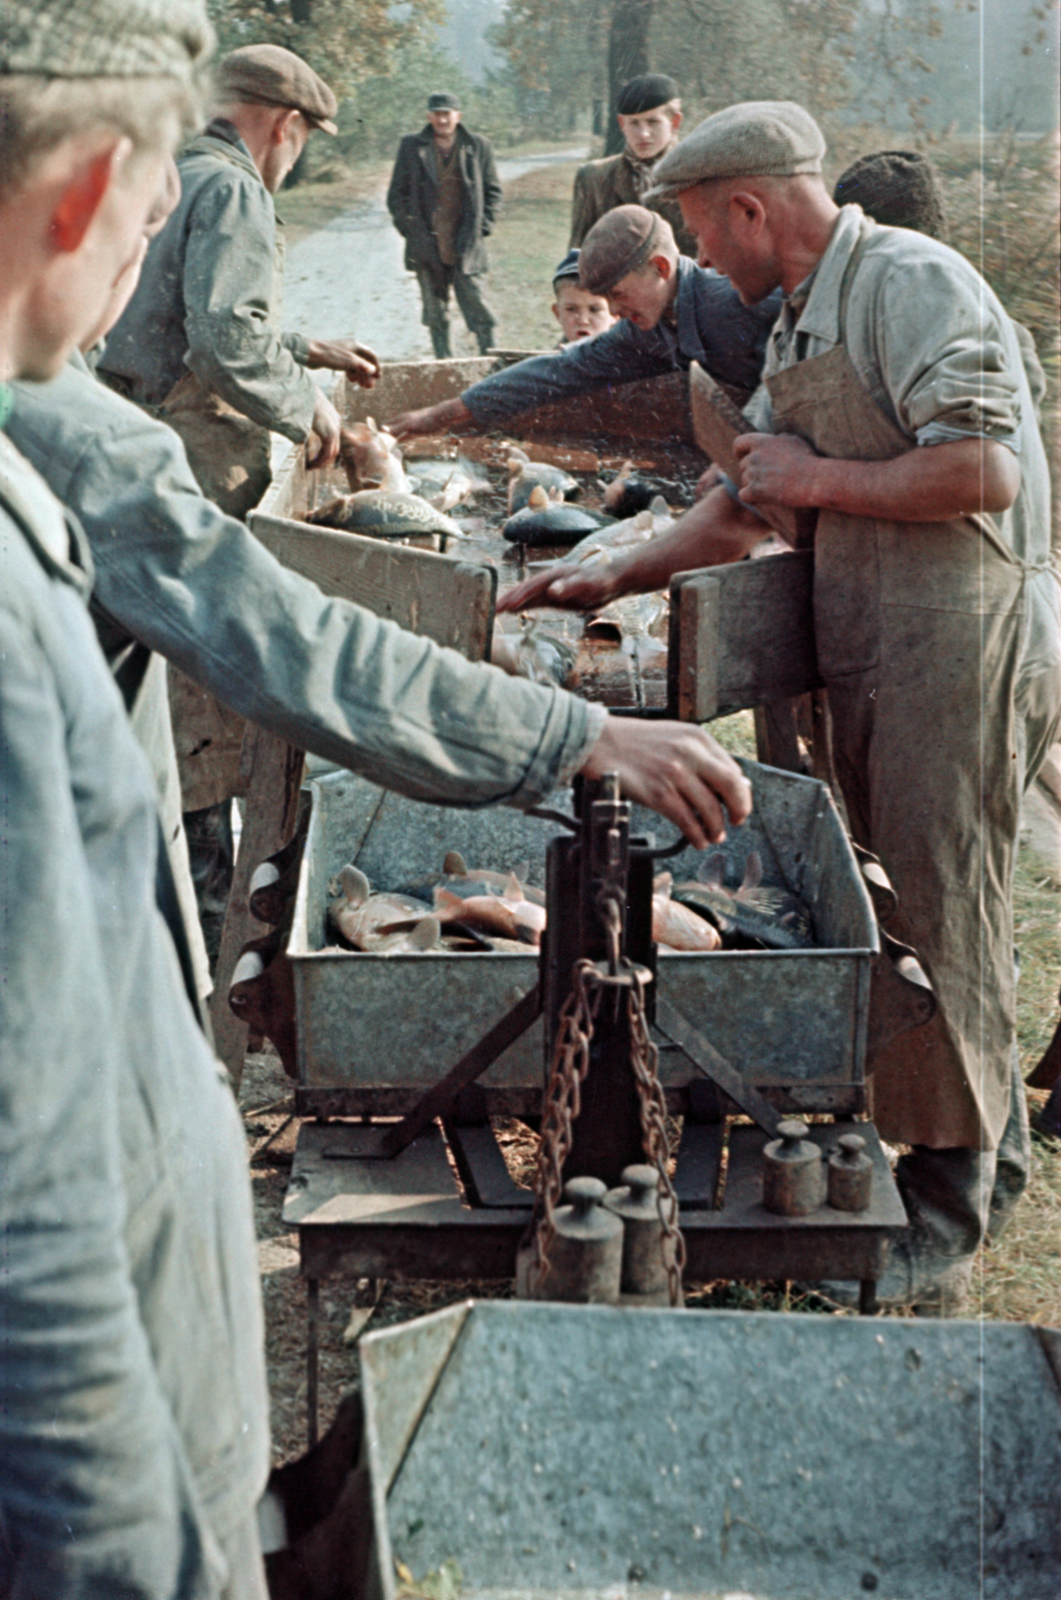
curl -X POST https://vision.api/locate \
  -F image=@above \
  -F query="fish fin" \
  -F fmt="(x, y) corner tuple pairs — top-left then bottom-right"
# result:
(407, 916), (441, 951)
(698, 852), (726, 889)
(442, 850), (468, 876)
(653, 871), (673, 895)
(737, 850), (763, 899)
(503, 872), (524, 900)
(366, 416), (378, 434)
(512, 860), (530, 885)
(339, 864), (370, 905)
(527, 484), (549, 509)
(507, 450), (529, 473)
(434, 887), (466, 915)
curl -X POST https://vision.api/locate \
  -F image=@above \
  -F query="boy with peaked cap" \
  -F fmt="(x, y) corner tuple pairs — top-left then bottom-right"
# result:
(550, 247), (616, 344)
(0, 6), (277, 1593)
(570, 72), (698, 258)
(387, 205), (780, 437)
(99, 40), (381, 951)
(387, 90), (501, 357)
(500, 100), (1061, 1313)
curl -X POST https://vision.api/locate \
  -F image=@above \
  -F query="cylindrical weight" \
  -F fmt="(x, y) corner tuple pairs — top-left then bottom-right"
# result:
(827, 1132), (873, 1212)
(604, 1163), (681, 1305)
(529, 1176), (623, 1304)
(761, 1119), (824, 1217)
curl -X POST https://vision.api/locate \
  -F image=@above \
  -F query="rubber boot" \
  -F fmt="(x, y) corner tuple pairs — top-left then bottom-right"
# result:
(429, 324), (451, 359)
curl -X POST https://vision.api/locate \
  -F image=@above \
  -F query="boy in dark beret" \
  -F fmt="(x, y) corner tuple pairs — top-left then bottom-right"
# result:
(569, 73), (697, 257)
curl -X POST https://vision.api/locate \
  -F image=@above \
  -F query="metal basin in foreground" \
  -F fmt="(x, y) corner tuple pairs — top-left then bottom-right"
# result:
(360, 1300), (1061, 1600)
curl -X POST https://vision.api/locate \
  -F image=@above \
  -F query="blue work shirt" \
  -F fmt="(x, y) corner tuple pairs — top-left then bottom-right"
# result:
(462, 257), (782, 429)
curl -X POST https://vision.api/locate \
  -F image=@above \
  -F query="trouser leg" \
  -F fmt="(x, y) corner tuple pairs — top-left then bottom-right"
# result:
(453, 269), (496, 353)
(416, 267), (452, 358)
(183, 800), (235, 969)
(987, 1043), (1031, 1241)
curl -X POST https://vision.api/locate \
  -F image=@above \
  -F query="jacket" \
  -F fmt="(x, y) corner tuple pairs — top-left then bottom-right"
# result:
(569, 149), (699, 259)
(99, 120), (319, 442)
(387, 123), (501, 277)
(0, 430), (267, 1596)
(462, 256), (781, 429)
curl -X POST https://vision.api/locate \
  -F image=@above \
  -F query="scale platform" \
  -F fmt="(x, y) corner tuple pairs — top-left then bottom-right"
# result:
(283, 1114), (906, 1439)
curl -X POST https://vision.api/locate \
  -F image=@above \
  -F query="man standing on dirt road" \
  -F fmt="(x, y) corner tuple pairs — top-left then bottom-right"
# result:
(387, 90), (501, 358)
(100, 42), (382, 957)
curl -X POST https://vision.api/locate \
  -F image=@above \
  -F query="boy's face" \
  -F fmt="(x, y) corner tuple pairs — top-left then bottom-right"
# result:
(606, 257), (674, 331)
(617, 105), (681, 163)
(552, 281), (616, 343)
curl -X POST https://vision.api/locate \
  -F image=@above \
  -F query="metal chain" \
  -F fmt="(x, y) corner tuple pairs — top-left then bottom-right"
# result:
(627, 970), (687, 1306)
(526, 958), (597, 1293)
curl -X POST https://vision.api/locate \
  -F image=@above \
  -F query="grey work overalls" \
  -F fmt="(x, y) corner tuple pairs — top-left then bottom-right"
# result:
(767, 324), (1057, 1151)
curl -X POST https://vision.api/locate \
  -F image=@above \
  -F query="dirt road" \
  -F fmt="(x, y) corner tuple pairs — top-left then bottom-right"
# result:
(281, 147), (587, 359)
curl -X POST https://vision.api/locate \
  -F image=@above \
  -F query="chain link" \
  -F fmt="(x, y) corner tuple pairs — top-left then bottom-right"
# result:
(627, 969), (687, 1306)
(526, 958), (598, 1294)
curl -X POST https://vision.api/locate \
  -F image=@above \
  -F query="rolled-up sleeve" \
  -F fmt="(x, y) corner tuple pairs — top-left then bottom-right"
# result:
(182, 176), (319, 441)
(874, 256), (1023, 448)
(0, 564), (220, 1598)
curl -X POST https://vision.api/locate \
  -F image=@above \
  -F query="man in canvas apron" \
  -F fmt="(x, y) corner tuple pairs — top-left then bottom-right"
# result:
(507, 101), (1060, 1312)
(658, 103), (1061, 1311)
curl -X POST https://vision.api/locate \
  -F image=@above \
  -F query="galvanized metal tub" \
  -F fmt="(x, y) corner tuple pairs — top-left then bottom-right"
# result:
(360, 1300), (1061, 1600)
(287, 759), (878, 1112)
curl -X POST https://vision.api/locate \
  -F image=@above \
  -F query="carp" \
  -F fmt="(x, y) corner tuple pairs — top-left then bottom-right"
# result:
(503, 485), (612, 547)
(339, 418), (404, 491)
(328, 866), (440, 953)
(306, 452), (464, 545)
(408, 455), (490, 513)
(672, 851), (815, 951)
(602, 459), (657, 518)
(399, 851), (546, 908)
(506, 448), (579, 513)
(490, 617), (577, 686)
(433, 874), (546, 945)
(652, 873), (722, 952)
(564, 496), (672, 567)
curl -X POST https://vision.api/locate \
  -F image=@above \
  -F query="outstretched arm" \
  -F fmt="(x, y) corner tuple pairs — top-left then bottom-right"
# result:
(498, 485), (765, 613)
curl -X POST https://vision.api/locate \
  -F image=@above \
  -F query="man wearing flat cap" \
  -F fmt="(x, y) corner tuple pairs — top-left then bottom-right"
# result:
(0, 3), (281, 1592)
(387, 90), (501, 357)
(100, 41), (382, 949)
(387, 204), (779, 439)
(569, 73), (697, 259)
(506, 99), (1061, 1316)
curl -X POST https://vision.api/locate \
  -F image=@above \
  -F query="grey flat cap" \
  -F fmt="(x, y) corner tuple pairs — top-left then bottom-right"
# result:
(580, 205), (673, 296)
(0, 0), (212, 83)
(215, 44), (337, 134)
(649, 100), (825, 198)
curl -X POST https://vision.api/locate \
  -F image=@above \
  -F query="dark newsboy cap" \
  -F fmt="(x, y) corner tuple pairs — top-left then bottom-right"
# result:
(617, 73), (680, 115)
(552, 248), (582, 288)
(215, 43), (337, 134)
(579, 205), (673, 296)
(428, 90), (461, 111)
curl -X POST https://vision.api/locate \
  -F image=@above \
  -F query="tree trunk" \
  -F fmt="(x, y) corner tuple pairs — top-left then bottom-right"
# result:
(604, 0), (655, 155)
(291, 0), (313, 23)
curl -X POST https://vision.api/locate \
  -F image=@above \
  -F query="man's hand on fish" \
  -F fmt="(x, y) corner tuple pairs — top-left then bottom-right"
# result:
(695, 463), (724, 500)
(581, 718), (752, 850)
(306, 338), (382, 390)
(733, 431), (819, 508)
(387, 396), (473, 438)
(306, 389), (343, 468)
(497, 561), (619, 615)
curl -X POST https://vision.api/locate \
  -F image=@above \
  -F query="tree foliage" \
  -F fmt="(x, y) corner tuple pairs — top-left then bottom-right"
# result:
(204, 0), (444, 100)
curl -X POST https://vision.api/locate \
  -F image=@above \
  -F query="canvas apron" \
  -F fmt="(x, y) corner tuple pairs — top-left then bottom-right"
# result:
(766, 340), (1036, 1150)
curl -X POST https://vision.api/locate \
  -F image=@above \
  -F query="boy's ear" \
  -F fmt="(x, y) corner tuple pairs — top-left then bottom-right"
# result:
(669, 108), (684, 132)
(50, 142), (123, 254)
(551, 302), (561, 319)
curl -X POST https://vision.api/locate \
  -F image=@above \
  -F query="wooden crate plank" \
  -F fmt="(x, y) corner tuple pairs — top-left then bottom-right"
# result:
(668, 549), (822, 720)
(248, 513), (496, 662)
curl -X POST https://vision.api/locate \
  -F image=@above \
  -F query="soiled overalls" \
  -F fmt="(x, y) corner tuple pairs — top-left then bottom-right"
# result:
(766, 291), (1059, 1255)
